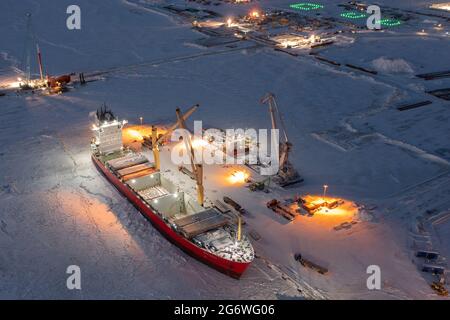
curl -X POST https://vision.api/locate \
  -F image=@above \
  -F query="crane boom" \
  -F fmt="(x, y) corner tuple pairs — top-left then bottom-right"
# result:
(150, 104), (198, 172)
(260, 93), (303, 186)
(271, 96), (289, 143)
(156, 104), (199, 145)
(260, 93), (289, 142)
(176, 108), (198, 176)
(175, 107), (204, 206)
(261, 93), (295, 174)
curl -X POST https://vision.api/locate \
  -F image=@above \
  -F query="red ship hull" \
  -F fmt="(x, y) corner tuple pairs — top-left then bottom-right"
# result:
(92, 155), (251, 278)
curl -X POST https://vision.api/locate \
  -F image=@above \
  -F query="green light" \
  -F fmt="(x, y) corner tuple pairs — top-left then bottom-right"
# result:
(340, 11), (367, 19)
(290, 3), (324, 11)
(379, 18), (402, 27)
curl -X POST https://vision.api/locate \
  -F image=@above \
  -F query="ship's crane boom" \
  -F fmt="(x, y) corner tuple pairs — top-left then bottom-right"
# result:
(156, 104), (199, 145)
(260, 93), (292, 171)
(175, 107), (204, 207)
(150, 104), (199, 171)
(149, 104), (204, 206)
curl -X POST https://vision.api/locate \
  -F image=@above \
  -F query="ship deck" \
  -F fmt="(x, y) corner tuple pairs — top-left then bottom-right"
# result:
(96, 150), (254, 264)
(137, 185), (169, 201)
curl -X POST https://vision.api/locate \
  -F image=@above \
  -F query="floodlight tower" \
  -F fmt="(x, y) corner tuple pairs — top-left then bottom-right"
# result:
(23, 13), (33, 85)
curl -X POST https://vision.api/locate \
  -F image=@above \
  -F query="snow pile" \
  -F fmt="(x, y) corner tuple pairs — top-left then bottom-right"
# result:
(372, 57), (414, 74)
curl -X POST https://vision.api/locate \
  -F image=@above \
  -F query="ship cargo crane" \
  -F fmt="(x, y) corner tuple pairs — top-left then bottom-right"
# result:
(148, 104), (203, 205)
(260, 93), (303, 187)
(147, 104), (199, 170)
(175, 107), (204, 207)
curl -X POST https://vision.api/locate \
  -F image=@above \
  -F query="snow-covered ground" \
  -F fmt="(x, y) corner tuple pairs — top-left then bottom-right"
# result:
(0, 0), (449, 299)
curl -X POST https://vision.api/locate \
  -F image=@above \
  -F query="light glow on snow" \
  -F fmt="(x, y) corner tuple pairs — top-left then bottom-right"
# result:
(122, 124), (167, 147)
(227, 170), (249, 184)
(9, 81), (22, 88)
(300, 195), (357, 218)
(125, 129), (144, 141)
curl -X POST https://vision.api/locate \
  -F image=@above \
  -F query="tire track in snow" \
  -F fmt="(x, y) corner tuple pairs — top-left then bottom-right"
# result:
(87, 44), (260, 79)
(255, 254), (328, 300)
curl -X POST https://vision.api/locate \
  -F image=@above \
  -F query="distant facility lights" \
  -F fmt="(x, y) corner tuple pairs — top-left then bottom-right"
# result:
(289, 2), (324, 11)
(340, 11), (367, 19)
(250, 10), (261, 18)
(379, 18), (402, 27)
(430, 3), (450, 12)
(323, 184), (328, 198)
(340, 12), (402, 27)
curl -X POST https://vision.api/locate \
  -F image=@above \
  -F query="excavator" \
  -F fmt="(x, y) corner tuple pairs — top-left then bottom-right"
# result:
(259, 93), (303, 187)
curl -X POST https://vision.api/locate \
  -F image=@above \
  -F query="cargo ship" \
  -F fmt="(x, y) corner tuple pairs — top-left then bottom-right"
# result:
(90, 107), (254, 278)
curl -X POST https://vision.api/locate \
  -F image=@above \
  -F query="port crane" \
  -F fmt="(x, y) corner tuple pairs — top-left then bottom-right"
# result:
(260, 93), (303, 187)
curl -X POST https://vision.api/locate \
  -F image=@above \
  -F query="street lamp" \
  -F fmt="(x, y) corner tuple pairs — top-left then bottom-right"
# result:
(323, 184), (328, 198)
(139, 116), (143, 125)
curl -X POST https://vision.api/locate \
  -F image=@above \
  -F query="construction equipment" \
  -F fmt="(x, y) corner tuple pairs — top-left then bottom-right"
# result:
(430, 281), (448, 296)
(19, 13), (71, 93)
(223, 196), (246, 215)
(266, 199), (297, 221)
(416, 250), (440, 260)
(421, 264), (445, 275)
(294, 253), (329, 275)
(247, 177), (271, 192)
(296, 196), (343, 215)
(333, 221), (357, 231)
(260, 93), (303, 187)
